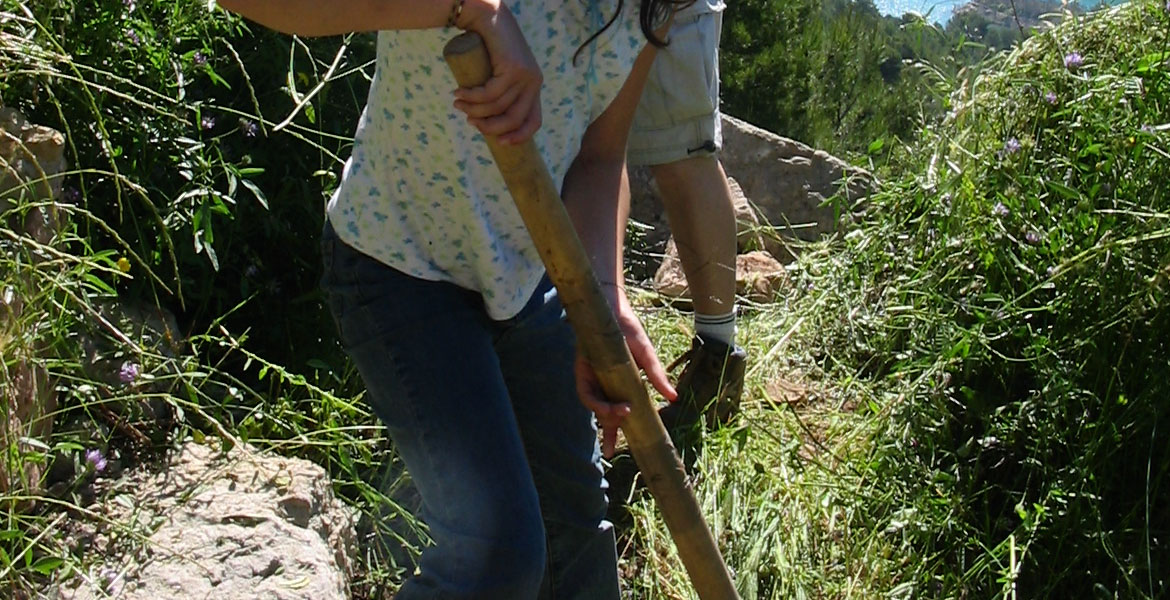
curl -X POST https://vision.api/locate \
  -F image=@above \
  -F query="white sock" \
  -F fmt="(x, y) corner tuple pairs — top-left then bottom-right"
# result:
(694, 309), (736, 346)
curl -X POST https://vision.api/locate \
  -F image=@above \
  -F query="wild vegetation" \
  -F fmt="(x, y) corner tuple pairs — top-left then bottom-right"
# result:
(1, 0), (1166, 598)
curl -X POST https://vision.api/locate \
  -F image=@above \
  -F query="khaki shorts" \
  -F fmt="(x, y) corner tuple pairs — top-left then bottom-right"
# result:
(627, 11), (723, 167)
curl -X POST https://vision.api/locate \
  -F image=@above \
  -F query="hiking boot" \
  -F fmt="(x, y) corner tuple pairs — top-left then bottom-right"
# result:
(658, 335), (747, 469)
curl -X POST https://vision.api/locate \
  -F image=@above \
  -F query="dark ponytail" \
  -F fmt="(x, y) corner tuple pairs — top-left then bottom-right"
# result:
(574, 0), (696, 64)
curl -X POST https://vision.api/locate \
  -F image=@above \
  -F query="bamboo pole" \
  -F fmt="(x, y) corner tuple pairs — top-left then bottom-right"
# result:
(443, 32), (739, 600)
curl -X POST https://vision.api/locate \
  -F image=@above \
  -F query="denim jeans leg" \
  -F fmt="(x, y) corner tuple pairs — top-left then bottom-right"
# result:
(321, 228), (547, 599)
(494, 277), (621, 600)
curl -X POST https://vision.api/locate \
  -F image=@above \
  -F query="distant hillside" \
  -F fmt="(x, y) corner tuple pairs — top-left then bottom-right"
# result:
(942, 0), (1083, 49)
(952, 0), (1079, 30)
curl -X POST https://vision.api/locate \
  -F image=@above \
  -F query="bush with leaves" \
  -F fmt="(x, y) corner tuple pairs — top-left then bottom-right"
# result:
(802, 1), (1169, 596)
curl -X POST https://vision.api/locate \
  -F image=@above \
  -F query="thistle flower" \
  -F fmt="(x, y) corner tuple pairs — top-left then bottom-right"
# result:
(85, 449), (108, 472)
(993, 202), (1010, 217)
(1004, 137), (1021, 154)
(1063, 52), (1083, 69)
(1044, 91), (1057, 104)
(118, 361), (140, 384)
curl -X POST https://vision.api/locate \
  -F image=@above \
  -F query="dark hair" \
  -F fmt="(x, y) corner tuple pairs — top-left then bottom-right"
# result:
(573, 0), (696, 64)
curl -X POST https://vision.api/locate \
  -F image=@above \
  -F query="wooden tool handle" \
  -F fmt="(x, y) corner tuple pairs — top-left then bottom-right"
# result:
(444, 32), (739, 600)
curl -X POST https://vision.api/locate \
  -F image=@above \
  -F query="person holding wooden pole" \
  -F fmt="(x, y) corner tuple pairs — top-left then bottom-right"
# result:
(215, 0), (737, 598)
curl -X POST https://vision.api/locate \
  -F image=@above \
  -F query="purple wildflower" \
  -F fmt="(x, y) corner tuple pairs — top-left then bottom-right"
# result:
(64, 186), (81, 203)
(85, 449), (108, 472)
(1004, 137), (1021, 154)
(993, 202), (1010, 217)
(118, 361), (140, 384)
(239, 119), (259, 138)
(125, 29), (141, 46)
(123, 0), (136, 11)
(1025, 230), (1041, 245)
(201, 115), (216, 130)
(1044, 91), (1057, 104)
(1063, 52), (1083, 69)
(193, 51), (208, 67)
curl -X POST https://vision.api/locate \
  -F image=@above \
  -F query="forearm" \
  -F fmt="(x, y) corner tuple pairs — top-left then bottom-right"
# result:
(562, 157), (629, 302)
(216, 0), (493, 37)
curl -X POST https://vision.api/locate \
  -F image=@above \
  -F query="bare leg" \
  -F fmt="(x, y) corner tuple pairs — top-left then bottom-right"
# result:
(650, 156), (737, 318)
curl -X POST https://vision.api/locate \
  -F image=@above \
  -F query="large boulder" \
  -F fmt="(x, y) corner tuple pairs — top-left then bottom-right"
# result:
(57, 441), (357, 600)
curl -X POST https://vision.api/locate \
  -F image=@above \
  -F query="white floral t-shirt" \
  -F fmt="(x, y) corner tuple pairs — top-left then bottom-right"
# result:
(327, 0), (646, 320)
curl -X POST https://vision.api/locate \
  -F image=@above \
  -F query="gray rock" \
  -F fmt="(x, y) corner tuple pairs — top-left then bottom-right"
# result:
(57, 442), (356, 600)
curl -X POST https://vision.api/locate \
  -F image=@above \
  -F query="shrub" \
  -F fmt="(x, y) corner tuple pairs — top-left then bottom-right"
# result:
(803, 2), (1169, 596)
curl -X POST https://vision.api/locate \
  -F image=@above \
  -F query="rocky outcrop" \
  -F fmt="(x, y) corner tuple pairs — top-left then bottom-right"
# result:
(631, 114), (872, 302)
(57, 441), (357, 600)
(1, 106), (67, 503)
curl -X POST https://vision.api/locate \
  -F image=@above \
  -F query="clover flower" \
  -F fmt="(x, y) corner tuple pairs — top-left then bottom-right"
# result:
(118, 361), (140, 384)
(992, 202), (1010, 217)
(239, 119), (259, 137)
(85, 449), (108, 473)
(1063, 52), (1083, 69)
(1044, 91), (1057, 104)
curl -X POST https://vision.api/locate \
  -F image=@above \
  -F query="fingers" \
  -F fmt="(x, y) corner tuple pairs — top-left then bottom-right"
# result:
(575, 356), (630, 458)
(629, 334), (677, 402)
(454, 80), (521, 119)
(615, 310), (678, 402)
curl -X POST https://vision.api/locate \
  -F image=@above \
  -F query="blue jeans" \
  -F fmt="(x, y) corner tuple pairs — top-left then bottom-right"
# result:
(320, 223), (619, 599)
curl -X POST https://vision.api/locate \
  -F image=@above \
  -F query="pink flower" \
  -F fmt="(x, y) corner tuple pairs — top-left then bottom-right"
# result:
(119, 361), (140, 383)
(85, 449), (108, 472)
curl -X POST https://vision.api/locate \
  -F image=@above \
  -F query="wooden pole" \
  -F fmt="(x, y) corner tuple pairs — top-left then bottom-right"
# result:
(443, 32), (739, 600)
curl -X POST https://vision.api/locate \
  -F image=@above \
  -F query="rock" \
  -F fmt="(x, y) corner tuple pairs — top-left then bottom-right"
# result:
(653, 243), (788, 303)
(0, 106), (67, 245)
(0, 107), (67, 507)
(57, 442), (357, 600)
(735, 251), (789, 303)
(718, 115), (871, 243)
(728, 177), (766, 254)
